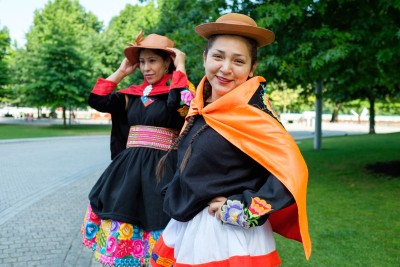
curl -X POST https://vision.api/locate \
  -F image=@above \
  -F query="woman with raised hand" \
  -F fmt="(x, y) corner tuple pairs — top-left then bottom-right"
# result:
(81, 30), (194, 267)
(151, 13), (311, 267)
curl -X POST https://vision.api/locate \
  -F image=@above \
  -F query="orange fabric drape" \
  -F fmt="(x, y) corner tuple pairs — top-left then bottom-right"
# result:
(185, 76), (311, 259)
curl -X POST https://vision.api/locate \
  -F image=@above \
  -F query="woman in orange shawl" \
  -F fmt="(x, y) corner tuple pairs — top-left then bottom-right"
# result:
(151, 13), (311, 267)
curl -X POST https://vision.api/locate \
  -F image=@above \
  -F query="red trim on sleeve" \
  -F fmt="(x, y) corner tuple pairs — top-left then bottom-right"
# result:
(91, 78), (117, 96)
(170, 71), (188, 89)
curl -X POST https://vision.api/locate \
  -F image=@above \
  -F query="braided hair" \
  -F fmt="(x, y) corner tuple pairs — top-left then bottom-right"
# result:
(156, 115), (196, 181)
(155, 80), (212, 182)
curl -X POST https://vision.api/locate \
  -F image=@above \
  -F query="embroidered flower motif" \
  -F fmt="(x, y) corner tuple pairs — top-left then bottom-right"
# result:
(180, 89), (195, 106)
(249, 197), (272, 216)
(89, 210), (101, 225)
(143, 231), (150, 241)
(85, 222), (99, 239)
(188, 81), (196, 93)
(114, 239), (134, 258)
(220, 200), (249, 228)
(245, 197), (273, 227)
(178, 106), (189, 117)
(110, 221), (119, 233)
(105, 235), (117, 255)
(101, 220), (112, 234)
(132, 226), (142, 239)
(118, 223), (134, 240)
(148, 236), (156, 254)
(132, 240), (145, 258)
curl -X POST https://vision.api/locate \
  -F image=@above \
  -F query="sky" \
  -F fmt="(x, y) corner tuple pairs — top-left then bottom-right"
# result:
(0, 0), (140, 46)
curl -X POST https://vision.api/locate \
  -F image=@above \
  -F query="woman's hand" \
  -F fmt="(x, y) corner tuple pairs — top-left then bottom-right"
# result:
(166, 47), (186, 74)
(106, 58), (138, 84)
(118, 58), (138, 76)
(208, 196), (227, 220)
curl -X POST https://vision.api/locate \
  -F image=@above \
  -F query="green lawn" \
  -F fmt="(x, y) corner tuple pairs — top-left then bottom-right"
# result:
(277, 132), (400, 266)
(0, 124), (111, 139)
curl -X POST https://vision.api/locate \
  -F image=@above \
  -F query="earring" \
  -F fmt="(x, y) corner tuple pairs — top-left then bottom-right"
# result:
(165, 68), (168, 73)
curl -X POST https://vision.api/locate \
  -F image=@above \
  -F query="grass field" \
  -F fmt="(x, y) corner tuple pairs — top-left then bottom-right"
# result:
(0, 124), (111, 139)
(277, 132), (400, 266)
(1, 124), (398, 266)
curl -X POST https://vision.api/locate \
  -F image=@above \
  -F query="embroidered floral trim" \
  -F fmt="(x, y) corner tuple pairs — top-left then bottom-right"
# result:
(181, 87), (195, 105)
(177, 82), (196, 117)
(177, 106), (189, 117)
(244, 197), (273, 227)
(220, 197), (273, 228)
(82, 205), (162, 266)
(220, 200), (249, 228)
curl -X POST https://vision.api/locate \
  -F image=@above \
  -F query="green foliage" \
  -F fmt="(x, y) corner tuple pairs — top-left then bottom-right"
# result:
(154, 0), (228, 84)
(0, 26), (11, 101)
(1, 0), (399, 119)
(266, 81), (314, 114)
(16, 0), (102, 126)
(93, 1), (161, 87)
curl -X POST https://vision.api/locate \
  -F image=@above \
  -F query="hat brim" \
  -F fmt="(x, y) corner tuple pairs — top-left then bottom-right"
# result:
(124, 46), (176, 65)
(195, 23), (275, 47)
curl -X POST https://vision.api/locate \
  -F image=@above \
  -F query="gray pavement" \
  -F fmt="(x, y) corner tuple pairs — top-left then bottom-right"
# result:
(0, 121), (399, 266)
(0, 136), (110, 267)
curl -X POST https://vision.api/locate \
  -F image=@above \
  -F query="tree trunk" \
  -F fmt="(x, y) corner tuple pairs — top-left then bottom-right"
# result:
(314, 81), (323, 150)
(62, 106), (67, 128)
(330, 102), (341, 122)
(368, 96), (376, 134)
(69, 107), (72, 126)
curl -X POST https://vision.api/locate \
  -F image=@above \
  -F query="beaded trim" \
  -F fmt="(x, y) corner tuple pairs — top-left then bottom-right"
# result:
(126, 125), (179, 151)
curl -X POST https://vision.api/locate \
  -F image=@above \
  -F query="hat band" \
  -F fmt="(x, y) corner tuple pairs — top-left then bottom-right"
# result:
(218, 19), (257, 27)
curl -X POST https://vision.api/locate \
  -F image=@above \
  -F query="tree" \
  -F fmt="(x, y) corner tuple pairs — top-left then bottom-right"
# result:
(19, 0), (102, 127)
(92, 1), (161, 88)
(155, 0), (228, 84)
(0, 26), (11, 103)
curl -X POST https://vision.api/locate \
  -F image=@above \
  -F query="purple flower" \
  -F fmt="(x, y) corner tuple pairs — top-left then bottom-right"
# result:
(110, 221), (119, 232)
(221, 200), (249, 228)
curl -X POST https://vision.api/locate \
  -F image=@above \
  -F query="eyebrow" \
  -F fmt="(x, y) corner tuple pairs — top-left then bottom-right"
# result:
(139, 56), (158, 60)
(213, 49), (246, 57)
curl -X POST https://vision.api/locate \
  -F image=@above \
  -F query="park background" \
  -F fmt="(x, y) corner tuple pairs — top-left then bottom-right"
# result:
(0, 0), (399, 266)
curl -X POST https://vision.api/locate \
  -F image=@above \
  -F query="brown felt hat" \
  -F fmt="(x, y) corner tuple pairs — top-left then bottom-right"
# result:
(124, 30), (175, 65)
(195, 13), (275, 47)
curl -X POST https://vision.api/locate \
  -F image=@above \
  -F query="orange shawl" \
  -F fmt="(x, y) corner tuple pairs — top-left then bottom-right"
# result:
(186, 76), (311, 259)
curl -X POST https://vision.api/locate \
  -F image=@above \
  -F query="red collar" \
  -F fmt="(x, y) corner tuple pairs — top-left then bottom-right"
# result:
(118, 74), (172, 96)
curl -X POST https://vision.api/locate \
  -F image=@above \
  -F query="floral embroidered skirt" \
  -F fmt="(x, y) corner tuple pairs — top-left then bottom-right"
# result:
(151, 207), (281, 267)
(81, 205), (162, 267)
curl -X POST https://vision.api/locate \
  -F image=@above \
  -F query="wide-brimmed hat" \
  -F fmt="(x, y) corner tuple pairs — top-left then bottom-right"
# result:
(195, 13), (275, 47)
(124, 30), (175, 64)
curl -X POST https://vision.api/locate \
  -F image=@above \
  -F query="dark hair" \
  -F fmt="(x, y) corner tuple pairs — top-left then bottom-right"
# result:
(204, 34), (258, 69)
(156, 115), (196, 181)
(138, 48), (175, 73)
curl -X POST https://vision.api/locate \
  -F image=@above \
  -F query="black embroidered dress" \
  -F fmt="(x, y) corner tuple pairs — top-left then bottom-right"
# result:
(81, 71), (191, 267)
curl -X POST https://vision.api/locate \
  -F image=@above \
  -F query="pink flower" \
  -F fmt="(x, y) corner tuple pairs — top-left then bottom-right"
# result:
(132, 240), (144, 258)
(181, 90), (195, 105)
(106, 236), (117, 255)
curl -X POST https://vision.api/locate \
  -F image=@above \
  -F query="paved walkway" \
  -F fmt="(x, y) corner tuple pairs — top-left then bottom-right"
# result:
(0, 122), (399, 266)
(0, 136), (109, 267)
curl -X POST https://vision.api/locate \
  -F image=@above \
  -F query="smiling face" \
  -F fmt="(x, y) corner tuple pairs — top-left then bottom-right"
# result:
(139, 49), (171, 84)
(203, 35), (256, 102)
